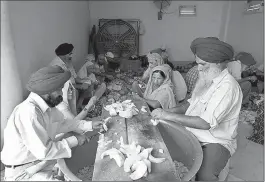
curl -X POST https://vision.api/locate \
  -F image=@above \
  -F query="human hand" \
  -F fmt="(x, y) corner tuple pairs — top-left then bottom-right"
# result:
(79, 83), (89, 90)
(249, 75), (257, 82)
(132, 92), (143, 101)
(86, 96), (98, 108)
(151, 108), (165, 120)
(75, 134), (87, 146)
(92, 120), (103, 130)
(106, 74), (114, 80)
(15, 171), (30, 180)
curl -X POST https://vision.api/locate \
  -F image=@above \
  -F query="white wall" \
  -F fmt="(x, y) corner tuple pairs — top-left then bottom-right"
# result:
(1, 1), (23, 152)
(8, 1), (91, 98)
(226, 1), (264, 65)
(89, 1), (227, 63)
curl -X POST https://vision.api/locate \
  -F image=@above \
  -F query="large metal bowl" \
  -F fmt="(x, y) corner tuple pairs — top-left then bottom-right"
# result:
(58, 121), (202, 181)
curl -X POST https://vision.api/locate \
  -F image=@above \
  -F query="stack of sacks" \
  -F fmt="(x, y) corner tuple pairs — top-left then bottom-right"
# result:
(104, 100), (139, 118)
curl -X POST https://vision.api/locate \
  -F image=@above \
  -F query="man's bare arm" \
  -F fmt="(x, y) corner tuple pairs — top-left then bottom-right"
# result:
(162, 112), (210, 130)
(164, 102), (190, 114)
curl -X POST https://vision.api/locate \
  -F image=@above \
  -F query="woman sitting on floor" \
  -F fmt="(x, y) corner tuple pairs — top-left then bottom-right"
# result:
(132, 64), (177, 110)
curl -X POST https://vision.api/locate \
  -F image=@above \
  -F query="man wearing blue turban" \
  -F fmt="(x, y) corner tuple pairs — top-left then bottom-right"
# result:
(1, 66), (103, 181)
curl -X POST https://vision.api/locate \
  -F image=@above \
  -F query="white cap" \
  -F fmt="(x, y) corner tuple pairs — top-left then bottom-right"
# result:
(105, 52), (114, 58)
(161, 44), (166, 50)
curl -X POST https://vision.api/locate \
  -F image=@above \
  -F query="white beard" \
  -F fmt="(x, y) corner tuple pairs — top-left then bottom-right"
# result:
(191, 67), (222, 99)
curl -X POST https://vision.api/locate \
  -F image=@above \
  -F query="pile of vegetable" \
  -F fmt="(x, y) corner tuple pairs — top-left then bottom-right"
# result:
(101, 137), (166, 180)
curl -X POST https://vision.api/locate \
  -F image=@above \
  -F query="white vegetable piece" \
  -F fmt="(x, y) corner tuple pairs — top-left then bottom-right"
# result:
(101, 148), (125, 167)
(141, 106), (147, 113)
(159, 149), (164, 153)
(102, 117), (111, 132)
(129, 160), (148, 180)
(103, 123), (108, 131)
(119, 110), (133, 119)
(124, 154), (142, 173)
(139, 149), (149, 160)
(104, 100), (139, 118)
(109, 108), (117, 116)
(104, 117), (111, 123)
(143, 159), (151, 173)
(148, 154), (166, 163)
(104, 105), (117, 116)
(150, 119), (159, 126)
(122, 100), (132, 104)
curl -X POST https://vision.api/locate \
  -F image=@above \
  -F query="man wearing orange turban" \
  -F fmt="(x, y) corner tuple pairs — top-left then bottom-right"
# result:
(151, 37), (243, 181)
(1, 66), (103, 181)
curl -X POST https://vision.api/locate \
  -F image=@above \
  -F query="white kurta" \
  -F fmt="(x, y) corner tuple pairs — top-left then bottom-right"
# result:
(1, 92), (93, 180)
(227, 60), (243, 80)
(49, 57), (78, 117)
(185, 69), (243, 155)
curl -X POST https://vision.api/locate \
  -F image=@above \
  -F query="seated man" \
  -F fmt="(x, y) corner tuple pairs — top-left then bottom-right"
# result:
(227, 52), (258, 104)
(50, 43), (107, 117)
(77, 53), (113, 111)
(50, 43), (93, 114)
(151, 37), (243, 181)
(1, 66), (103, 181)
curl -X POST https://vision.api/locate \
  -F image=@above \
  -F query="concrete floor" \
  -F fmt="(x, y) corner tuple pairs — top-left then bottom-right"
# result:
(226, 122), (264, 181)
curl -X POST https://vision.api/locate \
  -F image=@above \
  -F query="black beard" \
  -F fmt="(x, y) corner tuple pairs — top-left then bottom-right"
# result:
(46, 95), (63, 107)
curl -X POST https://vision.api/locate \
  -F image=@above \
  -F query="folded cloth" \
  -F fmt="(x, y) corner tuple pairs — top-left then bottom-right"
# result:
(26, 66), (71, 95)
(190, 37), (234, 63)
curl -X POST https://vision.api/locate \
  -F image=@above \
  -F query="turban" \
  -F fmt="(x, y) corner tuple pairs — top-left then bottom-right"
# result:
(150, 48), (163, 55)
(147, 52), (164, 65)
(55, 43), (74, 56)
(26, 66), (71, 95)
(235, 52), (256, 66)
(105, 52), (114, 58)
(85, 54), (95, 62)
(190, 37), (234, 63)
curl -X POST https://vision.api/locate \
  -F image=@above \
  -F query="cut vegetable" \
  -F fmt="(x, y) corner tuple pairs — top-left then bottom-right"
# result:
(143, 159), (151, 173)
(101, 148), (125, 167)
(129, 161), (147, 180)
(141, 106), (147, 112)
(103, 123), (108, 131)
(159, 149), (164, 153)
(148, 154), (166, 163)
(124, 154), (141, 173)
(104, 117), (111, 123)
(150, 119), (159, 126)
